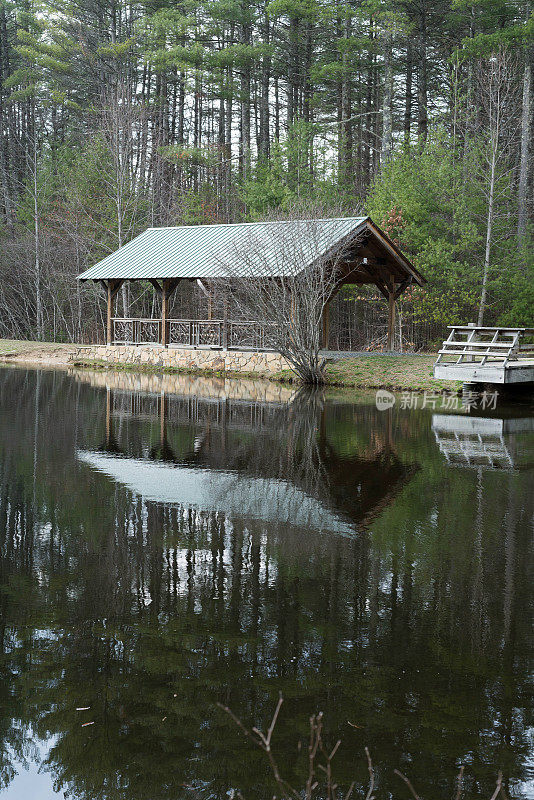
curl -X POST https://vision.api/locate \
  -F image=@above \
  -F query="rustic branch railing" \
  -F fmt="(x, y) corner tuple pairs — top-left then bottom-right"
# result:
(112, 318), (161, 345)
(228, 321), (278, 350)
(169, 319), (224, 348)
(435, 326), (534, 367)
(112, 318), (279, 351)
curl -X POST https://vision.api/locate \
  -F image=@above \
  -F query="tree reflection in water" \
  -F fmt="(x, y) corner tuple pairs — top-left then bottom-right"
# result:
(0, 368), (532, 800)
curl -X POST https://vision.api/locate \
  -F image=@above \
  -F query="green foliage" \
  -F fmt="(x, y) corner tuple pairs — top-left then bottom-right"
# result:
(241, 121), (337, 216)
(367, 128), (533, 327)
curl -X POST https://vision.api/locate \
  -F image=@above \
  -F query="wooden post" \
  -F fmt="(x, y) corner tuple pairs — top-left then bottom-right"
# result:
(222, 292), (228, 349)
(387, 285), (395, 351)
(106, 282), (113, 344)
(161, 280), (168, 346)
(321, 302), (330, 350)
(160, 278), (180, 347)
(105, 279), (125, 345)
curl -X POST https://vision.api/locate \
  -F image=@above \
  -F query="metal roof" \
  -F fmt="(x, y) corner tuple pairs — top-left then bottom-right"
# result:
(77, 217), (369, 282)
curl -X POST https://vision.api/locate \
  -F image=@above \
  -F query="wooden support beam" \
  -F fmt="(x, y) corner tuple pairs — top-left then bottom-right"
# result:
(354, 264), (391, 300)
(374, 279), (390, 301)
(160, 278), (181, 347)
(110, 280), (124, 300)
(394, 276), (412, 300)
(166, 278), (181, 295)
(196, 278), (210, 297)
(387, 278), (396, 351)
(322, 302), (331, 349)
(103, 279), (125, 344)
(104, 281), (118, 343)
(102, 278), (124, 299)
(222, 293), (228, 349)
(106, 282), (112, 344)
(161, 283), (168, 347)
(149, 279), (163, 296)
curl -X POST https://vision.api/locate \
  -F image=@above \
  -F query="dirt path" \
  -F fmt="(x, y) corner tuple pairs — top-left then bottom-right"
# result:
(0, 340), (78, 367)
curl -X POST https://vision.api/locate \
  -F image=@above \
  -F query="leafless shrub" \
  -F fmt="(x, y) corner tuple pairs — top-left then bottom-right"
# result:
(218, 694), (511, 800)
(215, 208), (365, 384)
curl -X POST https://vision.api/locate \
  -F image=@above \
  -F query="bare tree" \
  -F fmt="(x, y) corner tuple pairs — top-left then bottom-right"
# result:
(216, 208), (364, 384)
(474, 49), (520, 325)
(517, 25), (532, 246)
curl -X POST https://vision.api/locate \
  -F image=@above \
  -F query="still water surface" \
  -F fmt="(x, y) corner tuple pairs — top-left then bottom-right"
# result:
(0, 367), (533, 800)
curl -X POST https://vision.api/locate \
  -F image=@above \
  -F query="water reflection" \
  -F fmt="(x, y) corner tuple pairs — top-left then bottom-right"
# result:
(432, 412), (534, 470)
(80, 387), (418, 537)
(0, 368), (532, 800)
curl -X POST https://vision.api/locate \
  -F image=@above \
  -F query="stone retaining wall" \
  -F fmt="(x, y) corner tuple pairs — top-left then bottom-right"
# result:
(69, 344), (292, 377)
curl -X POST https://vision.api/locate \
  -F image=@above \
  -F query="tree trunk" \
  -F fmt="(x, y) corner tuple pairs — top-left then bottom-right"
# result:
(287, 16), (299, 128)
(404, 42), (412, 146)
(478, 144), (497, 326)
(517, 56), (531, 243)
(339, 10), (352, 187)
(259, 9), (270, 158)
(417, 8), (428, 142)
(239, 7), (252, 179)
(381, 32), (393, 165)
(33, 144), (42, 341)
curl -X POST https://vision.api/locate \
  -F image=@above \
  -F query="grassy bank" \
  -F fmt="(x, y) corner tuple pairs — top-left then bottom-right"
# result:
(324, 354), (459, 393)
(275, 354), (458, 393)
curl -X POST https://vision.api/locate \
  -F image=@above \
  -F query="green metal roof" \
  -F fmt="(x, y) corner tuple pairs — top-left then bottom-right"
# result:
(77, 217), (369, 282)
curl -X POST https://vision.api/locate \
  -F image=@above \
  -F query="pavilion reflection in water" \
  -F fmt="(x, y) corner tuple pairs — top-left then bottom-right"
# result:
(432, 412), (534, 470)
(77, 385), (419, 537)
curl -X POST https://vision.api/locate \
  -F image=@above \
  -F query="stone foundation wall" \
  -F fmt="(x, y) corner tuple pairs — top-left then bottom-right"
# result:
(69, 344), (292, 377)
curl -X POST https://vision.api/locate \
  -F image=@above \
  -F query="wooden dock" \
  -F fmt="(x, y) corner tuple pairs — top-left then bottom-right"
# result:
(434, 326), (534, 385)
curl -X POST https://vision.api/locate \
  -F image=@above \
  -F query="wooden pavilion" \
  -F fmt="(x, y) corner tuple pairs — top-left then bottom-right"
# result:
(77, 216), (425, 351)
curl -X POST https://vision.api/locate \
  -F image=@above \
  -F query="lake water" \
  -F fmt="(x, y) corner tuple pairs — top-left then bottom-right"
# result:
(0, 367), (533, 800)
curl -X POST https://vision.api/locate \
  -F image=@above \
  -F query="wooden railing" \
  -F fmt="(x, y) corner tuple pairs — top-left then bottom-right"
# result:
(435, 326), (534, 367)
(228, 321), (278, 350)
(168, 319), (224, 348)
(112, 318), (161, 345)
(112, 318), (278, 351)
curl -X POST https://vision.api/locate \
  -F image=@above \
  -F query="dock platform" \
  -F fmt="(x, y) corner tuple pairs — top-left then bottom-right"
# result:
(434, 326), (534, 385)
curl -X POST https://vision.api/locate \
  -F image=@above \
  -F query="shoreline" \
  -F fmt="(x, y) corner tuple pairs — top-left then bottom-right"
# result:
(0, 340), (459, 394)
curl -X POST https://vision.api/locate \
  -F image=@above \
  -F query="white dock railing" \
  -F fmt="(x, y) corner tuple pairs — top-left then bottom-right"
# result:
(435, 326), (534, 368)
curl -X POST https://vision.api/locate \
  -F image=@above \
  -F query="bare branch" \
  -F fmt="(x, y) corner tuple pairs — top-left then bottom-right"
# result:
(394, 769), (421, 800)
(364, 747), (375, 800)
(455, 764), (464, 800)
